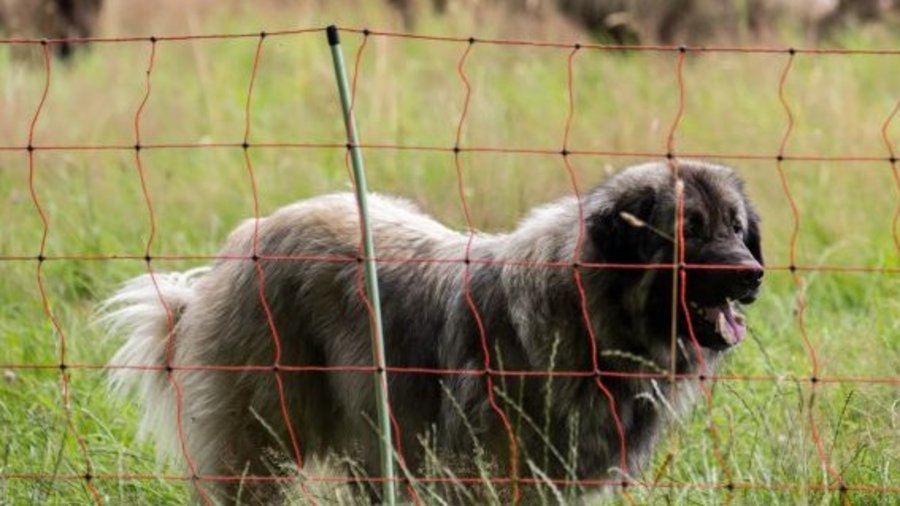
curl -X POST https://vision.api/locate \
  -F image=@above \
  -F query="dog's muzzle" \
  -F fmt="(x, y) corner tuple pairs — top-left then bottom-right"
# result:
(686, 258), (763, 350)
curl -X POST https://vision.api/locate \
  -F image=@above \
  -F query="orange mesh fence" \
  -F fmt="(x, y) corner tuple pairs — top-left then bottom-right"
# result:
(1, 25), (898, 505)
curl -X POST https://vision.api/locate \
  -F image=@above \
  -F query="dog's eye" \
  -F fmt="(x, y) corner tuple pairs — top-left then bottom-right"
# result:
(683, 220), (702, 238)
(681, 212), (702, 237)
(732, 221), (743, 235)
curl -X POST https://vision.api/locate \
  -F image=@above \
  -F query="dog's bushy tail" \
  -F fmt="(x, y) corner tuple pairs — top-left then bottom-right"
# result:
(99, 267), (209, 460)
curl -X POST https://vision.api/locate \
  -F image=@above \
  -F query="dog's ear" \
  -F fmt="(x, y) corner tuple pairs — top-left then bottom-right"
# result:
(745, 209), (763, 265)
(586, 186), (659, 263)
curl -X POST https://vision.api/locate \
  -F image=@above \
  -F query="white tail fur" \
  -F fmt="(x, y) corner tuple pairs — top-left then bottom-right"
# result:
(99, 267), (210, 462)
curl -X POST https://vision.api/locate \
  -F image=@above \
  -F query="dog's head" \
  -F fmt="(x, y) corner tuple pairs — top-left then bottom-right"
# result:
(586, 161), (763, 351)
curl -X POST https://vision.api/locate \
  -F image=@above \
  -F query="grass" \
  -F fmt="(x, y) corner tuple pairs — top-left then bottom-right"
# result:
(1, 1), (899, 504)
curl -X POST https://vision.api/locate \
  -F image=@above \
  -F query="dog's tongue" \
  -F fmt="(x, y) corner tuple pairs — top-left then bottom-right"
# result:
(719, 303), (745, 344)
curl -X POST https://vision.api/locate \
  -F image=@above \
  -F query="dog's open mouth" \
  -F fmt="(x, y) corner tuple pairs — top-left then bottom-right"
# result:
(688, 298), (746, 348)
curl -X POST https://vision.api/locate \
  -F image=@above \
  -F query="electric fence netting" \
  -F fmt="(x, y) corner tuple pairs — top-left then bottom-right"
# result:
(0, 25), (898, 505)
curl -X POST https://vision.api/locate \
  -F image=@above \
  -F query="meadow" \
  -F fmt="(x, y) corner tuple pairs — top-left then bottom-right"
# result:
(1, 1), (898, 504)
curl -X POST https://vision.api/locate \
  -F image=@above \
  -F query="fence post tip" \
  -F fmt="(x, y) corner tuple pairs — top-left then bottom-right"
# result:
(326, 25), (340, 46)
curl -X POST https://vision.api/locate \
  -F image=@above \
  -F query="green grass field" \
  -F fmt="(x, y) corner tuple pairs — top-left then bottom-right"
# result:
(1, 2), (899, 504)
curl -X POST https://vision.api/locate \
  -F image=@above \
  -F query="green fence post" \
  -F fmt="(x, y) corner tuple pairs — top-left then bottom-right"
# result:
(326, 25), (397, 505)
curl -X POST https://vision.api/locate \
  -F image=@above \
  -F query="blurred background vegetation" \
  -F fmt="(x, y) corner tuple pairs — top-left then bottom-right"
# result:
(0, 1), (898, 504)
(2, 0), (900, 50)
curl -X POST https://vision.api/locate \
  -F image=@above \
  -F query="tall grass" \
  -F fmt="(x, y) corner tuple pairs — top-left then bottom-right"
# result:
(1, 1), (898, 504)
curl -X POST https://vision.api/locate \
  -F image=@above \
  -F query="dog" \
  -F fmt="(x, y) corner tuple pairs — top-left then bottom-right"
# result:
(102, 160), (763, 504)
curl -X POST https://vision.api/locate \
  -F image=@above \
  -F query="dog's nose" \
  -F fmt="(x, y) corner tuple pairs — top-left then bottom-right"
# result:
(739, 262), (764, 290)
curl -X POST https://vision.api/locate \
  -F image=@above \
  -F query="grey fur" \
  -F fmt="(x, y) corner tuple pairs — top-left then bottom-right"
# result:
(103, 160), (763, 504)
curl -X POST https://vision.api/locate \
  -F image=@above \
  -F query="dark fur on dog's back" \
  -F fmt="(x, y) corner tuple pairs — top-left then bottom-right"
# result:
(103, 160), (763, 504)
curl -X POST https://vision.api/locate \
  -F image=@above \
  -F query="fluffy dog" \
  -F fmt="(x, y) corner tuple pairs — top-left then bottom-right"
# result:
(103, 160), (763, 504)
